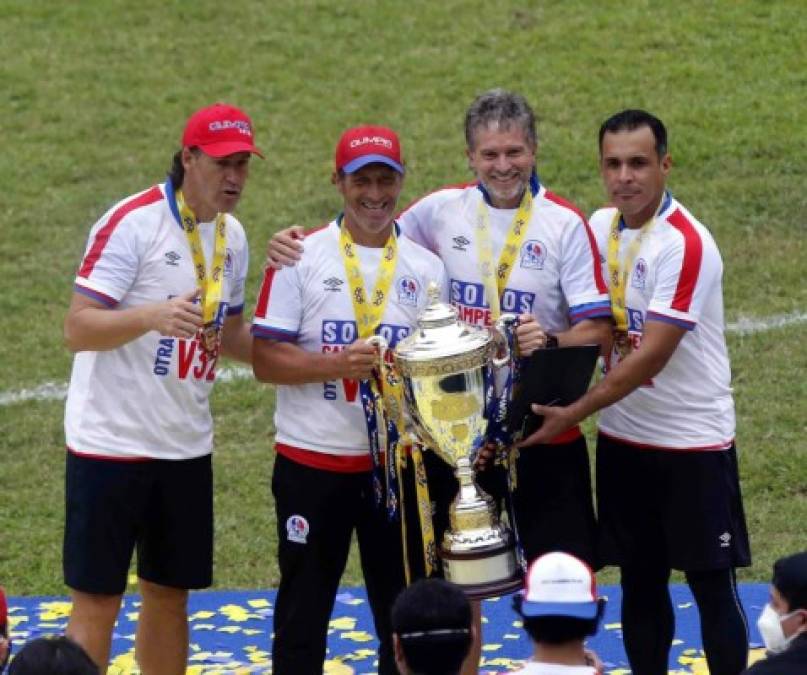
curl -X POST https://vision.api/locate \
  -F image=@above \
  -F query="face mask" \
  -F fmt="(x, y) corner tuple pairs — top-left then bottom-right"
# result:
(757, 603), (800, 654)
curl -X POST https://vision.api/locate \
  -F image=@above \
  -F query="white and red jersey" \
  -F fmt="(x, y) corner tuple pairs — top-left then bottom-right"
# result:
(510, 663), (597, 675)
(589, 194), (735, 450)
(252, 219), (448, 469)
(397, 177), (611, 331)
(65, 181), (249, 460)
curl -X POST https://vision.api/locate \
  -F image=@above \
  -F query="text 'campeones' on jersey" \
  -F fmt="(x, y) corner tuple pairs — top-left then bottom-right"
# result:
(589, 193), (735, 450)
(252, 219), (448, 469)
(65, 181), (249, 460)
(396, 176), (611, 331)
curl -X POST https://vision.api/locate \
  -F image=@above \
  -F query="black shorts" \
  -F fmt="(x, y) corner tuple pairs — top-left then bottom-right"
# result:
(596, 434), (752, 571)
(404, 436), (597, 575)
(63, 451), (214, 594)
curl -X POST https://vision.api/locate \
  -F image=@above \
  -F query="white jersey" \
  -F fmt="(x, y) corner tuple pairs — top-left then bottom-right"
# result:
(590, 194), (735, 450)
(510, 662), (597, 675)
(252, 219), (448, 468)
(65, 181), (249, 460)
(398, 178), (611, 331)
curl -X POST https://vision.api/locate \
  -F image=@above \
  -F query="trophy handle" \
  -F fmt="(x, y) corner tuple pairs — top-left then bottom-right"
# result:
(491, 313), (519, 368)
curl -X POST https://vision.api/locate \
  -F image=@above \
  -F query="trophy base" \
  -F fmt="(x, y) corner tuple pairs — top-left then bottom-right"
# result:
(441, 542), (523, 600)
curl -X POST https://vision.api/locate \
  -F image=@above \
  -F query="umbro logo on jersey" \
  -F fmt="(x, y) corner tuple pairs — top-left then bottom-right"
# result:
(323, 277), (344, 292)
(164, 251), (181, 266)
(452, 235), (470, 251)
(719, 531), (731, 548)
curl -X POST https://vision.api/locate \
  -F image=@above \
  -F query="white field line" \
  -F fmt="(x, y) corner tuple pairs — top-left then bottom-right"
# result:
(2, 311), (805, 407)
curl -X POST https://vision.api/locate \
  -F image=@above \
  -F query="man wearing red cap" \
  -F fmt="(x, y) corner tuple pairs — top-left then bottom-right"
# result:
(251, 125), (447, 674)
(62, 102), (262, 674)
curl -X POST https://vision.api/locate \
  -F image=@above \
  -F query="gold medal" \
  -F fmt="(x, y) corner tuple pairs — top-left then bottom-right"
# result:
(613, 330), (631, 359)
(201, 322), (221, 354)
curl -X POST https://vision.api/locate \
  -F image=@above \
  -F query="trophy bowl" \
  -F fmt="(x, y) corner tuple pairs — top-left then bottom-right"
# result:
(393, 286), (522, 599)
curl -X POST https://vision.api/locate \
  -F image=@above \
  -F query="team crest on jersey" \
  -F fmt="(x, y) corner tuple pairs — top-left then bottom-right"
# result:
(520, 240), (547, 270)
(164, 251), (181, 266)
(323, 277), (344, 292)
(452, 235), (470, 252)
(286, 515), (309, 544)
(397, 276), (419, 306)
(223, 249), (234, 278)
(632, 258), (648, 290)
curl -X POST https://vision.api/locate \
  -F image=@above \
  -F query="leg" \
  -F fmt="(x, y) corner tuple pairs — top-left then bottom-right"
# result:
(620, 563), (674, 675)
(271, 455), (355, 675)
(135, 579), (189, 675)
(66, 589), (123, 669)
(686, 568), (748, 675)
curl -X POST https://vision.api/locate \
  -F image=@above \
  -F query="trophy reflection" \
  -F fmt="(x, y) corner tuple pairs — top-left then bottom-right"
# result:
(393, 285), (522, 599)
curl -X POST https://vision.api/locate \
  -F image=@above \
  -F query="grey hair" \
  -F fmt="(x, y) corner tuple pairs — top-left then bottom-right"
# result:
(464, 89), (537, 150)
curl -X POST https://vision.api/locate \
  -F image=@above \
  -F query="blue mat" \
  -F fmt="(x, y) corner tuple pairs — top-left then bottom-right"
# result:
(6, 584), (769, 673)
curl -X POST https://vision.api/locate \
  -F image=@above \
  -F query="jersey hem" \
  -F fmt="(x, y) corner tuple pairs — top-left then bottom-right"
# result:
(597, 430), (734, 452)
(275, 443), (372, 473)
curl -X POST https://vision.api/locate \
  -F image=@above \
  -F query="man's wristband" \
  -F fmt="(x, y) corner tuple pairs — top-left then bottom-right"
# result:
(543, 333), (559, 349)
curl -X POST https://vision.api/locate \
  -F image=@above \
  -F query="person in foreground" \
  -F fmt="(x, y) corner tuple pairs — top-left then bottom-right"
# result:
(8, 636), (98, 675)
(251, 125), (447, 674)
(62, 103), (261, 673)
(510, 551), (604, 675)
(391, 579), (474, 675)
(520, 109), (751, 675)
(742, 550), (807, 674)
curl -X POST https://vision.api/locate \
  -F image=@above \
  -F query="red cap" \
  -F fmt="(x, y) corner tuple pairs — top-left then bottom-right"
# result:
(335, 125), (404, 174)
(182, 103), (264, 158)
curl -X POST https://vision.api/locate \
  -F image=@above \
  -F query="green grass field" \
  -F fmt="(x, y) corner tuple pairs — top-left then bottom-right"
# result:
(1, 0), (805, 596)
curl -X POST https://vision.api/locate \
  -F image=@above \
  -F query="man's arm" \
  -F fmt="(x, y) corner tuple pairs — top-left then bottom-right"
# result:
(514, 316), (612, 356)
(266, 225), (306, 269)
(64, 289), (202, 352)
(517, 319), (686, 446)
(218, 312), (253, 364)
(252, 338), (378, 384)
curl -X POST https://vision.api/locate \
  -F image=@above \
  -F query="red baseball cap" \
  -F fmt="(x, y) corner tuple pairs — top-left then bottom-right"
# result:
(182, 103), (264, 158)
(335, 125), (404, 174)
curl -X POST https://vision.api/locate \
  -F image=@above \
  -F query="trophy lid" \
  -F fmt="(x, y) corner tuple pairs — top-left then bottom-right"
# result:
(395, 283), (491, 364)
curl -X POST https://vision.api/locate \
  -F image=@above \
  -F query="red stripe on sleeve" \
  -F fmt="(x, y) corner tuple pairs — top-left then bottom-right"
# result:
(667, 209), (703, 312)
(254, 266), (277, 319)
(78, 186), (164, 278)
(545, 191), (608, 294)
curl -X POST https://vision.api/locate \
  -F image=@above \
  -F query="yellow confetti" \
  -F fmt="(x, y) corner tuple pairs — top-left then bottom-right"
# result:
(678, 602), (693, 609)
(512, 620), (523, 628)
(189, 651), (212, 662)
(246, 598), (271, 608)
(192, 624), (216, 631)
(482, 643), (503, 652)
(503, 633), (521, 639)
(604, 669), (631, 675)
(330, 616), (357, 630)
(247, 650), (271, 663)
(190, 610), (216, 620)
(672, 639), (684, 645)
(127, 573), (138, 586)
(747, 647), (767, 666)
(604, 622), (622, 630)
(481, 657), (523, 667)
(38, 601), (72, 621)
(109, 649), (137, 673)
(218, 604), (252, 622)
(340, 630), (374, 643)
(217, 625), (242, 634)
(126, 611), (139, 622)
(242, 628), (264, 636)
(323, 660), (355, 674)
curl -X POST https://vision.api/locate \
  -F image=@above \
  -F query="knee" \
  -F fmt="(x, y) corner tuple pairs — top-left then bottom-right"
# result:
(138, 579), (189, 613)
(69, 590), (123, 625)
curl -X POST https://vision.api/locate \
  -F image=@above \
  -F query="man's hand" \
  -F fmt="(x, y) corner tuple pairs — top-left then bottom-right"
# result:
(147, 289), (203, 339)
(473, 441), (497, 471)
(338, 339), (379, 381)
(514, 314), (549, 356)
(266, 225), (305, 269)
(516, 402), (579, 448)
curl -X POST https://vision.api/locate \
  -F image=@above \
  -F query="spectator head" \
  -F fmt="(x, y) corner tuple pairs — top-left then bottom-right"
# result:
(757, 550), (807, 653)
(8, 635), (98, 675)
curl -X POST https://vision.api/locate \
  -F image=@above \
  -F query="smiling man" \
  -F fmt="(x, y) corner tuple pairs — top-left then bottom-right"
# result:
(251, 125), (447, 675)
(62, 103), (262, 674)
(523, 109), (752, 675)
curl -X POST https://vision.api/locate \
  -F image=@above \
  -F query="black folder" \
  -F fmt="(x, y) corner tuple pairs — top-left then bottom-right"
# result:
(506, 344), (600, 440)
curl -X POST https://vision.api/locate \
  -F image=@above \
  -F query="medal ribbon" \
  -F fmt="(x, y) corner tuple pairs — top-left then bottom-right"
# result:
(607, 193), (668, 332)
(175, 189), (227, 331)
(475, 187), (533, 320)
(340, 221), (400, 518)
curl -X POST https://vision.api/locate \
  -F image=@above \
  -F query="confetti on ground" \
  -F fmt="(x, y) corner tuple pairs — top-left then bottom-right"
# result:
(5, 584), (769, 673)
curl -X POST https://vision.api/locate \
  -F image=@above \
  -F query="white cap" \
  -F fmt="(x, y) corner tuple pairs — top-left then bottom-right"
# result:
(519, 552), (599, 619)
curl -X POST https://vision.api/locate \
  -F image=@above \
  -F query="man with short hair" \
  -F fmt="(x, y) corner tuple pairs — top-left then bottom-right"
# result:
(391, 578), (474, 675)
(744, 550), (807, 674)
(9, 636), (98, 675)
(510, 552), (605, 675)
(252, 125), (448, 675)
(63, 103), (261, 674)
(522, 109), (751, 675)
(268, 89), (611, 571)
